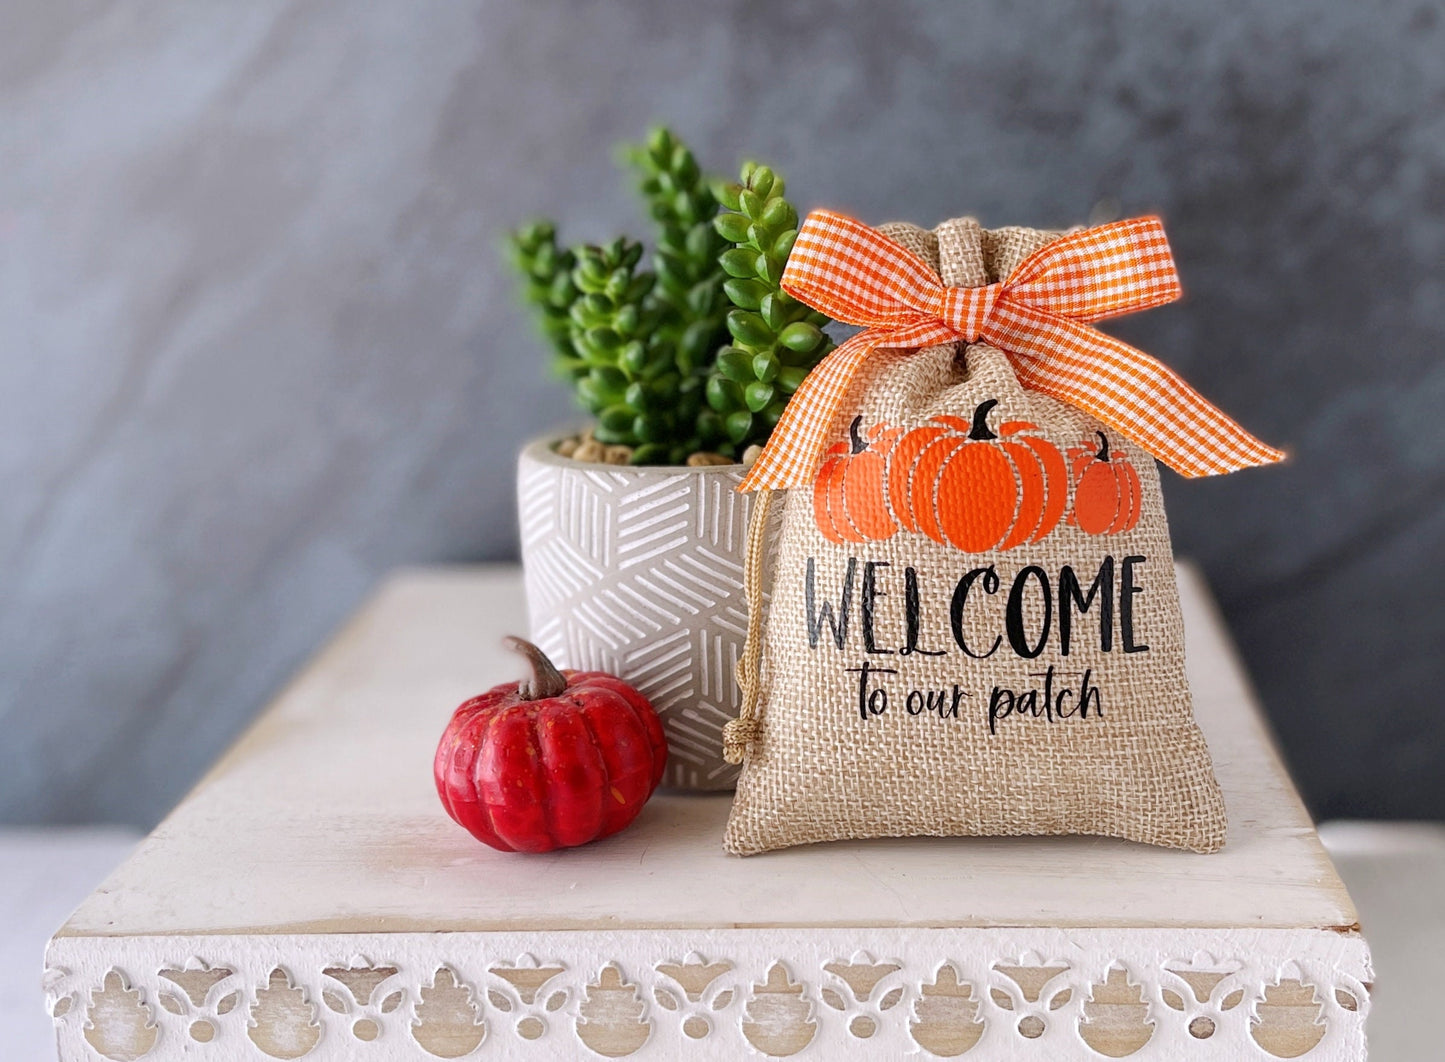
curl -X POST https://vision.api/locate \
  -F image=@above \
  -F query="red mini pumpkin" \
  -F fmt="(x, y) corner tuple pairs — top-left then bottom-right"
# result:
(888, 399), (1068, 553)
(813, 416), (903, 544)
(434, 638), (667, 853)
(1068, 430), (1143, 535)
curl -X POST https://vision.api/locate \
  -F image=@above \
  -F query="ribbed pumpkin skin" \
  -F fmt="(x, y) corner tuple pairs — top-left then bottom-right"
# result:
(434, 670), (667, 853)
(813, 418), (904, 544)
(1069, 432), (1143, 536)
(889, 402), (1068, 553)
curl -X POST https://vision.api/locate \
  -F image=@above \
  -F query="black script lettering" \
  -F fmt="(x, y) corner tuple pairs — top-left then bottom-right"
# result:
(930, 687), (967, 718)
(861, 561), (893, 655)
(906, 687), (966, 718)
(988, 687), (1015, 734)
(1120, 555), (1149, 653)
(806, 557), (855, 650)
(845, 660), (896, 720)
(1059, 558), (1114, 655)
(950, 685), (967, 717)
(1055, 685), (1076, 717)
(901, 567), (946, 656)
(987, 667), (1103, 734)
(1005, 566), (1052, 659)
(1015, 687), (1039, 718)
(1079, 668), (1102, 717)
(950, 566), (1002, 659)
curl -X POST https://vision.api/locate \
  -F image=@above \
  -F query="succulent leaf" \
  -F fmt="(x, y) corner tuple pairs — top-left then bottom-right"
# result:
(506, 132), (839, 462)
(561, 238), (684, 445)
(703, 160), (834, 451)
(506, 221), (583, 379)
(623, 127), (732, 451)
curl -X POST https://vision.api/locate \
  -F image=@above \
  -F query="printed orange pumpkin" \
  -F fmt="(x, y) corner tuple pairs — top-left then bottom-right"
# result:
(886, 420), (952, 535)
(813, 416), (903, 544)
(888, 399), (1068, 553)
(1069, 430), (1142, 535)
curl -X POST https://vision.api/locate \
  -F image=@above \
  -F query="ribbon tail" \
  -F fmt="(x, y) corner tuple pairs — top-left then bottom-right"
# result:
(993, 312), (1286, 478)
(737, 330), (880, 492)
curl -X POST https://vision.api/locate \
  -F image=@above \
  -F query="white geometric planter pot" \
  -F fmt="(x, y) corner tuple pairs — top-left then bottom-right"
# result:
(517, 438), (761, 790)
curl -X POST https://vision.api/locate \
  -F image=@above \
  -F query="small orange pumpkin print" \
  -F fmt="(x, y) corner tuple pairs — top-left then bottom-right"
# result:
(1069, 430), (1143, 535)
(813, 416), (903, 544)
(889, 399), (1068, 553)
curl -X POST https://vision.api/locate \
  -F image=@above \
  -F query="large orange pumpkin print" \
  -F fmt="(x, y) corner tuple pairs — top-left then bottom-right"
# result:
(888, 399), (1068, 553)
(812, 416), (903, 544)
(1068, 431), (1143, 535)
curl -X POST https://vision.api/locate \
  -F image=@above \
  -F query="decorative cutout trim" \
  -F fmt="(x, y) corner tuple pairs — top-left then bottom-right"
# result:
(46, 927), (1369, 1059)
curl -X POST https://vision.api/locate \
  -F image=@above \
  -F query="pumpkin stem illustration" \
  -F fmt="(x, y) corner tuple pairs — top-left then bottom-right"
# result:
(848, 415), (867, 454)
(968, 399), (999, 441)
(1094, 430), (1111, 462)
(503, 636), (569, 700)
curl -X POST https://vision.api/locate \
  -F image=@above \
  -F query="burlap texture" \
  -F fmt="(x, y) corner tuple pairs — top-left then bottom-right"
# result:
(724, 217), (1227, 856)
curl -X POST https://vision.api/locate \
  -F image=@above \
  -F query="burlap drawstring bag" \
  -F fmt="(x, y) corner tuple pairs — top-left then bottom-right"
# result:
(721, 213), (1281, 856)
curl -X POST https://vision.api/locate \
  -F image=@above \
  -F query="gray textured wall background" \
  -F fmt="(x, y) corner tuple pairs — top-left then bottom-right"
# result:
(2, 1), (1442, 827)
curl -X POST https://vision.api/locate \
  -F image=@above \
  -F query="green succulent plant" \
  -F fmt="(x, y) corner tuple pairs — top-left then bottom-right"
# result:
(567, 237), (704, 464)
(507, 221), (581, 377)
(708, 162), (834, 449)
(625, 128), (731, 380)
(507, 129), (835, 464)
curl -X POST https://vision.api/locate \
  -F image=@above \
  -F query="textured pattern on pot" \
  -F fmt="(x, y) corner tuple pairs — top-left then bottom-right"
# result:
(519, 439), (774, 790)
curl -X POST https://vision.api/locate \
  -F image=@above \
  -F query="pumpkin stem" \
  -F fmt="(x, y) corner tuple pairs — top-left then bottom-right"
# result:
(503, 636), (569, 700)
(968, 399), (999, 441)
(1094, 430), (1111, 462)
(848, 415), (866, 454)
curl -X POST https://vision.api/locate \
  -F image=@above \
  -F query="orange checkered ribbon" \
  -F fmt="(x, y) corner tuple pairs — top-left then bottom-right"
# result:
(737, 209), (1284, 492)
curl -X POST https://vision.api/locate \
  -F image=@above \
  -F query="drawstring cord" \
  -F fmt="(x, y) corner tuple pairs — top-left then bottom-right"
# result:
(722, 488), (774, 764)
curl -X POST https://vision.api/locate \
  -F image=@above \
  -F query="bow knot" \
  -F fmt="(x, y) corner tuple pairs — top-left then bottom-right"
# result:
(938, 283), (1000, 343)
(737, 209), (1283, 492)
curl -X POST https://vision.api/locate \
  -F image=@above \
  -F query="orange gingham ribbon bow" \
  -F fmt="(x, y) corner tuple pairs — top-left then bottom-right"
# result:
(738, 209), (1284, 492)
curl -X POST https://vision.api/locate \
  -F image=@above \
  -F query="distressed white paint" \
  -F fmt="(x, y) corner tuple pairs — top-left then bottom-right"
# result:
(46, 564), (1371, 1059)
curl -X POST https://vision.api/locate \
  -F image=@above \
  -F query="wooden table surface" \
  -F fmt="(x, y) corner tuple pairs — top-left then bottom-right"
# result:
(44, 564), (1373, 1060)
